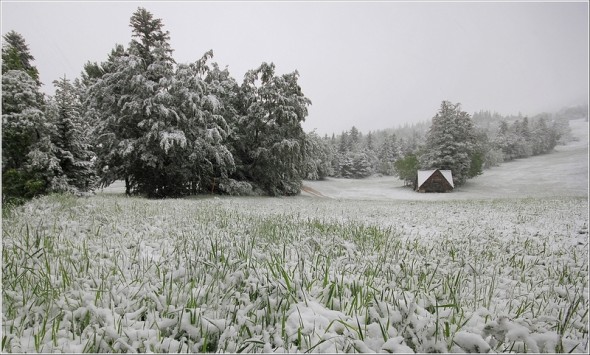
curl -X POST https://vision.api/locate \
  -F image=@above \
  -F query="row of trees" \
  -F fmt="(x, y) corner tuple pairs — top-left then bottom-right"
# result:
(3, 8), (312, 202)
(301, 102), (481, 186)
(2, 7), (577, 202)
(302, 102), (573, 187)
(85, 9), (313, 198)
(302, 123), (425, 181)
(3, 31), (96, 203)
(473, 110), (569, 165)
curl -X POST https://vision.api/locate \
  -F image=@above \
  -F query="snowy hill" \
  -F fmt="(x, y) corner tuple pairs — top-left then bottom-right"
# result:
(302, 118), (588, 201)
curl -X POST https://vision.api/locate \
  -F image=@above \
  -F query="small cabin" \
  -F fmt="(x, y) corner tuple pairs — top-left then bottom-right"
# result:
(415, 169), (454, 193)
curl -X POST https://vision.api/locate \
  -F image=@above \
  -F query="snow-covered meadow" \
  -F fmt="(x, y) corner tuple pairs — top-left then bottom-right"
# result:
(2, 120), (588, 353)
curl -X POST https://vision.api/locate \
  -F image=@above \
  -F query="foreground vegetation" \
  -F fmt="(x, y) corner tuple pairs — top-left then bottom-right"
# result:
(2, 194), (588, 353)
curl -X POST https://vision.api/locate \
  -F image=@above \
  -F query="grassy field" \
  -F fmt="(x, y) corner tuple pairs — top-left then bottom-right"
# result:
(2, 193), (588, 353)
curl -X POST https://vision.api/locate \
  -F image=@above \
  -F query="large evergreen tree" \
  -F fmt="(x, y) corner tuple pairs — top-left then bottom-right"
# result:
(351, 151), (373, 178)
(121, 7), (178, 196)
(84, 45), (132, 191)
(2, 70), (57, 202)
(1, 32), (60, 202)
(2, 70), (45, 171)
(87, 8), (182, 196)
(233, 62), (311, 195)
(2, 31), (45, 173)
(86, 8), (241, 197)
(166, 52), (236, 194)
(420, 101), (479, 186)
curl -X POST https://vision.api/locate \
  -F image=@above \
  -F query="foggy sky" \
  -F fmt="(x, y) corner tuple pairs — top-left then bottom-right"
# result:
(2, 1), (588, 135)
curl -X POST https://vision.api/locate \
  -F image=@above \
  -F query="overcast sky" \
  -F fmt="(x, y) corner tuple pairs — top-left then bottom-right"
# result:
(2, 0), (588, 135)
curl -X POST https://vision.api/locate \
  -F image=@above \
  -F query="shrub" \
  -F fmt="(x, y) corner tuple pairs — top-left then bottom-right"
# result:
(24, 178), (46, 197)
(2, 168), (46, 204)
(218, 179), (255, 196)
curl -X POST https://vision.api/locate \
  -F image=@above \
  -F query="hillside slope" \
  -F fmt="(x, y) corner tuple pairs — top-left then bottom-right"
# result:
(302, 118), (588, 201)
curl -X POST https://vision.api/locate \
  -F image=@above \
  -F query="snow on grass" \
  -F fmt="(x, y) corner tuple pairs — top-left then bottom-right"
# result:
(2, 193), (588, 353)
(2, 119), (588, 353)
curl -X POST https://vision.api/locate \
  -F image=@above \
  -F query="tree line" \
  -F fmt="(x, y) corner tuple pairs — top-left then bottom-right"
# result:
(3, 7), (312, 202)
(303, 103), (575, 187)
(2, 7), (579, 203)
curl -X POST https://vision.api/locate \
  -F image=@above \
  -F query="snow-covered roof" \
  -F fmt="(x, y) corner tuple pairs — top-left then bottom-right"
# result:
(417, 169), (454, 188)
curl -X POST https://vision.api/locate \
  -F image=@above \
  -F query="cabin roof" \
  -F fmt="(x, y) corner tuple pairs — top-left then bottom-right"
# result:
(417, 169), (454, 188)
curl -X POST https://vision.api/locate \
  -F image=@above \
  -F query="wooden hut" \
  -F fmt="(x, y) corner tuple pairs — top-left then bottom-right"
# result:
(415, 169), (454, 193)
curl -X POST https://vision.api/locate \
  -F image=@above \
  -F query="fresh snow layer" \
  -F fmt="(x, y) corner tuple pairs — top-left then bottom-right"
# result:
(3, 194), (588, 353)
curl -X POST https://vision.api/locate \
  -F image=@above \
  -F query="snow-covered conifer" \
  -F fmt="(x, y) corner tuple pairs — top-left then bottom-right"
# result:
(420, 101), (478, 186)
(84, 45), (133, 191)
(233, 62), (311, 195)
(2, 31), (41, 85)
(377, 133), (401, 175)
(2, 69), (60, 201)
(87, 8), (182, 196)
(351, 151), (373, 178)
(303, 132), (334, 180)
(166, 52), (236, 194)
(47, 76), (97, 192)
(2, 71), (45, 170)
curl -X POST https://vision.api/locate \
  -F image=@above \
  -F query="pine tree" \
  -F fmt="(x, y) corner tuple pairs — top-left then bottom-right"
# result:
(377, 133), (401, 175)
(86, 8), (243, 197)
(129, 8), (174, 70)
(87, 8), (182, 197)
(120, 7), (179, 196)
(303, 131), (334, 180)
(2, 31), (41, 85)
(420, 101), (478, 186)
(2, 31), (49, 191)
(366, 131), (375, 152)
(2, 32), (67, 202)
(167, 52), (236, 194)
(351, 151), (373, 178)
(338, 131), (349, 154)
(234, 62), (311, 195)
(349, 126), (360, 151)
(48, 76), (96, 192)
(84, 45), (132, 191)
(512, 119), (532, 158)
(338, 154), (355, 178)
(2, 69), (61, 202)
(2, 71), (43, 170)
